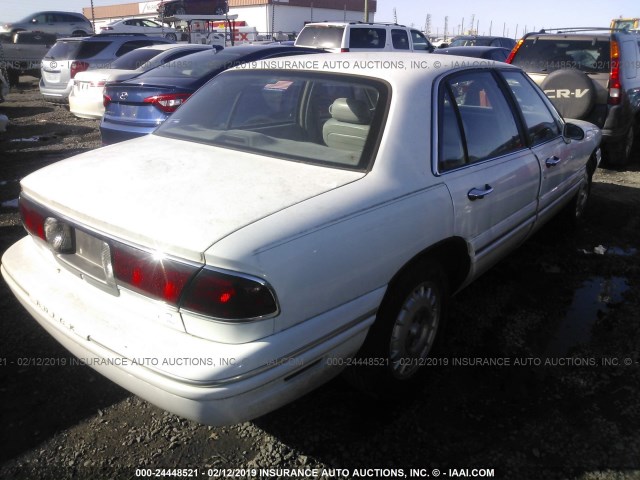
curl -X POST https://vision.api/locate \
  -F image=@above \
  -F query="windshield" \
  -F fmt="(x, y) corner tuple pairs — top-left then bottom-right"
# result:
(155, 70), (388, 171)
(511, 38), (611, 73)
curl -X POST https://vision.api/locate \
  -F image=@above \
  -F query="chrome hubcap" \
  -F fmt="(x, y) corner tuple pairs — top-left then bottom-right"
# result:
(389, 281), (440, 379)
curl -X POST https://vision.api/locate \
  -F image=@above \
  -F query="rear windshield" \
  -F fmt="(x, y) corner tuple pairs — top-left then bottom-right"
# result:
(155, 71), (388, 171)
(510, 37), (611, 73)
(111, 48), (164, 70)
(450, 38), (493, 46)
(45, 40), (110, 60)
(139, 49), (250, 80)
(295, 26), (345, 48)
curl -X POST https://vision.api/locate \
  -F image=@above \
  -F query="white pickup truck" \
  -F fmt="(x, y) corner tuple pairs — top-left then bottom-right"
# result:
(0, 31), (56, 85)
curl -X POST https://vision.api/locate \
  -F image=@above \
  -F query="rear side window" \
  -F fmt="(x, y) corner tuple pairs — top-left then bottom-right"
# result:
(438, 71), (523, 170)
(115, 40), (160, 57)
(111, 48), (164, 69)
(510, 38), (611, 73)
(502, 71), (561, 145)
(391, 29), (409, 49)
(295, 26), (344, 48)
(45, 41), (109, 60)
(349, 28), (386, 49)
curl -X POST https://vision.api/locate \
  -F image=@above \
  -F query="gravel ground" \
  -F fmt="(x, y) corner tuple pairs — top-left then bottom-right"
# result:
(1, 78), (640, 480)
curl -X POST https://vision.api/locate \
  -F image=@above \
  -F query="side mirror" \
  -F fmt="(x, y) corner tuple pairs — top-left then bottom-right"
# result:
(564, 122), (584, 141)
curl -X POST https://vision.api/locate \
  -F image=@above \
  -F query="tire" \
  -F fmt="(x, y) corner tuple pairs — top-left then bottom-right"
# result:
(540, 69), (596, 119)
(71, 30), (88, 37)
(346, 260), (448, 393)
(602, 121), (637, 167)
(165, 33), (177, 41)
(560, 170), (591, 227)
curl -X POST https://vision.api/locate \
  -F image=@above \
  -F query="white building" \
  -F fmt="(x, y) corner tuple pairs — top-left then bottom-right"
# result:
(84, 0), (378, 38)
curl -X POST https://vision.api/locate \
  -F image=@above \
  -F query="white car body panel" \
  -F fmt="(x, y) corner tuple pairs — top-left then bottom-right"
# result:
(1, 53), (602, 425)
(20, 135), (365, 263)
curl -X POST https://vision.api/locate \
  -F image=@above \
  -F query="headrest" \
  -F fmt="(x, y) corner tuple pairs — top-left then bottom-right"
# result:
(329, 98), (371, 124)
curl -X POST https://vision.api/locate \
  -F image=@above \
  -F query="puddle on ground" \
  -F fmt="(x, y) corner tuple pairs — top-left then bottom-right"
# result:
(607, 246), (638, 257)
(545, 276), (630, 356)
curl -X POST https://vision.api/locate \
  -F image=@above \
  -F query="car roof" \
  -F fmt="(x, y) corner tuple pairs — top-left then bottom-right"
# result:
(439, 46), (509, 54)
(56, 33), (165, 42)
(134, 43), (206, 52)
(227, 51), (520, 82)
(304, 21), (409, 28)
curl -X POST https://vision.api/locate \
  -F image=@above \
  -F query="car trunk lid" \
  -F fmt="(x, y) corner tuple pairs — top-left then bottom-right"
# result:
(20, 134), (364, 263)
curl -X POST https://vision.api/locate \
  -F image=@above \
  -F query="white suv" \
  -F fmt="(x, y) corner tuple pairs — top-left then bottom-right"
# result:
(294, 22), (434, 53)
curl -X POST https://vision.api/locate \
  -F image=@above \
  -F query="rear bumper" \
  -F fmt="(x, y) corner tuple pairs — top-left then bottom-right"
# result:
(69, 92), (104, 119)
(99, 120), (157, 145)
(1, 236), (373, 425)
(39, 78), (73, 103)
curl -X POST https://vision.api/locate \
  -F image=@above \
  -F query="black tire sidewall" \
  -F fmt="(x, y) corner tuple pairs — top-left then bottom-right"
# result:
(352, 261), (449, 392)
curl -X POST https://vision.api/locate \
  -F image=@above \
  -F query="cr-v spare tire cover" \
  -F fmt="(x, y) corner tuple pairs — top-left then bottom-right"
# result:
(540, 69), (596, 119)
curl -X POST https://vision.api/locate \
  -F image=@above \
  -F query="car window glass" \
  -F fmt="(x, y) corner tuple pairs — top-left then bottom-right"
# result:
(350, 28), (386, 49)
(510, 38), (611, 73)
(411, 30), (432, 51)
(502, 70), (561, 145)
(111, 48), (163, 69)
(391, 29), (409, 49)
(115, 40), (157, 56)
(33, 14), (47, 24)
(295, 26), (344, 48)
(75, 41), (111, 59)
(438, 89), (466, 171)
(444, 71), (522, 164)
(156, 72), (388, 171)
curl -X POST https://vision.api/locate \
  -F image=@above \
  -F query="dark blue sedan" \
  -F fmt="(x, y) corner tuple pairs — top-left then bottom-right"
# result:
(100, 44), (323, 145)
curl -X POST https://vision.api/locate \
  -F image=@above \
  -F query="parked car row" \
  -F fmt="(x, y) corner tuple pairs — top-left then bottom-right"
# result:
(69, 43), (215, 119)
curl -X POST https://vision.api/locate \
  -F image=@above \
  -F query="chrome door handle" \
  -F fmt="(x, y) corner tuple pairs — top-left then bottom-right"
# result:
(545, 156), (561, 167)
(467, 184), (494, 200)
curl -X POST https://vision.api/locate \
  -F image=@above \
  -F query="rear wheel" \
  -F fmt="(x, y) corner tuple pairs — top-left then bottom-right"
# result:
(346, 261), (448, 392)
(165, 32), (177, 41)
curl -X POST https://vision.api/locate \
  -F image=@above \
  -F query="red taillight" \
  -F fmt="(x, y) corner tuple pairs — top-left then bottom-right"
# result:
(181, 269), (278, 320)
(505, 38), (524, 64)
(110, 241), (278, 319)
(608, 40), (621, 106)
(143, 93), (191, 113)
(19, 195), (46, 241)
(70, 61), (89, 79)
(340, 47), (349, 52)
(111, 242), (199, 305)
(103, 94), (111, 108)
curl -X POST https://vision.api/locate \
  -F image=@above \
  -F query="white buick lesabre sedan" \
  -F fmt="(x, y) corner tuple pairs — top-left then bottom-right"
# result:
(1, 53), (601, 425)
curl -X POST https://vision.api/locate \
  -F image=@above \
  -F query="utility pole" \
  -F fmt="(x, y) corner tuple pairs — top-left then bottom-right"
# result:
(364, 0), (369, 22)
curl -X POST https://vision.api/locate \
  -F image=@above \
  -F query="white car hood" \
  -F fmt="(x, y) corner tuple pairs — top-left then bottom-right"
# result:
(21, 135), (364, 262)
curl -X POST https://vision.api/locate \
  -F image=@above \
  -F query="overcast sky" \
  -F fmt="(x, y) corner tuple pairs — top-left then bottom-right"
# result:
(2, 0), (637, 38)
